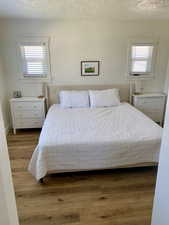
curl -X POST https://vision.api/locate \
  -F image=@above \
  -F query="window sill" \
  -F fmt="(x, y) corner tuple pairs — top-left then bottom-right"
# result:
(18, 77), (51, 83)
(126, 73), (155, 80)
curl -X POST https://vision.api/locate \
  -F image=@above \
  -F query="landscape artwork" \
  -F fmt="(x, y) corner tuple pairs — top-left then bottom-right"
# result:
(81, 61), (100, 76)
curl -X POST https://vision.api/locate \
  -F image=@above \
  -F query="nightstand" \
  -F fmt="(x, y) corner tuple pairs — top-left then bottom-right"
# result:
(10, 97), (46, 134)
(132, 93), (166, 126)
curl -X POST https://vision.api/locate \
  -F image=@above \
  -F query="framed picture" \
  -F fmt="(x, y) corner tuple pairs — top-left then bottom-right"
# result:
(81, 61), (100, 76)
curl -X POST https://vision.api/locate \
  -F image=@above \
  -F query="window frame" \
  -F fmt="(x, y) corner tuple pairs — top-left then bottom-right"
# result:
(126, 39), (158, 80)
(17, 37), (51, 81)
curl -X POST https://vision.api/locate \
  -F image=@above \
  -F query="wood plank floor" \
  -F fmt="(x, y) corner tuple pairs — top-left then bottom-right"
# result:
(7, 129), (157, 225)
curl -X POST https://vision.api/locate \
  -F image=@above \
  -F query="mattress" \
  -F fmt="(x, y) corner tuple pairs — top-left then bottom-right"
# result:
(28, 103), (162, 180)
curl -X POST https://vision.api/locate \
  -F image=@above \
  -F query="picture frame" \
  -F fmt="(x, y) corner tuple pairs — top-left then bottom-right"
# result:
(81, 61), (100, 76)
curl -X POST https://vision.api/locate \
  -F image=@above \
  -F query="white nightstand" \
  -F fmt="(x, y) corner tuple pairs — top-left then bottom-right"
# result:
(132, 93), (166, 126)
(10, 97), (46, 134)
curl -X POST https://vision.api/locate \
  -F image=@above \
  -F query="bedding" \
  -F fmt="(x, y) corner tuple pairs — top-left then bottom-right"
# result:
(60, 90), (89, 108)
(28, 103), (162, 180)
(89, 89), (120, 108)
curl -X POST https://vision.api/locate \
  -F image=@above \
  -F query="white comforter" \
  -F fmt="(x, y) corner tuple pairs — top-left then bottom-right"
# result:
(29, 103), (162, 180)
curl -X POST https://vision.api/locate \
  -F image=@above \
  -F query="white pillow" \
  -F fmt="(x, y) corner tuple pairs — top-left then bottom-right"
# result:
(89, 89), (120, 108)
(60, 90), (89, 108)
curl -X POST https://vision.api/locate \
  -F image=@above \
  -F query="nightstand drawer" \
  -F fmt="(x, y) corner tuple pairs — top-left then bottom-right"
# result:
(136, 104), (164, 113)
(15, 118), (43, 129)
(144, 111), (163, 122)
(13, 102), (43, 111)
(13, 110), (42, 119)
(135, 97), (164, 109)
(137, 97), (162, 104)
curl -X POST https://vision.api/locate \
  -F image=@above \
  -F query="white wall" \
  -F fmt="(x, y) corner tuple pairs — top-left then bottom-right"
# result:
(0, 178), (9, 225)
(0, 19), (169, 97)
(0, 104), (19, 225)
(151, 90), (169, 225)
(0, 59), (12, 223)
(164, 60), (169, 94)
(0, 55), (10, 132)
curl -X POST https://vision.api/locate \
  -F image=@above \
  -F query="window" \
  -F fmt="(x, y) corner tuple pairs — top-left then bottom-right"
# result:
(19, 38), (50, 79)
(127, 41), (157, 79)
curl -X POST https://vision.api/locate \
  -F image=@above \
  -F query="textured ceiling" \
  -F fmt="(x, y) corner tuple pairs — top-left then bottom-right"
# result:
(0, 0), (169, 20)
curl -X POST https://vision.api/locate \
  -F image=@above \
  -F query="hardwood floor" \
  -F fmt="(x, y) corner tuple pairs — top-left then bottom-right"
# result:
(7, 129), (157, 225)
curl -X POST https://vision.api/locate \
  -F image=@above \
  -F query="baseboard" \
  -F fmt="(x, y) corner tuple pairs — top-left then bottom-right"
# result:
(5, 124), (10, 135)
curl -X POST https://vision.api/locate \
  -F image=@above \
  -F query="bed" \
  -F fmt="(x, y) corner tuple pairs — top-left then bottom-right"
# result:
(28, 98), (162, 181)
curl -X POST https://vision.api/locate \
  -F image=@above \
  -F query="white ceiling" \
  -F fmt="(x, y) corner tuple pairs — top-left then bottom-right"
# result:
(0, 0), (169, 20)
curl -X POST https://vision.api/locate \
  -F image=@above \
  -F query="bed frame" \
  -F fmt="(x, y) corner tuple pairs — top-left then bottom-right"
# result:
(39, 162), (158, 183)
(39, 83), (157, 183)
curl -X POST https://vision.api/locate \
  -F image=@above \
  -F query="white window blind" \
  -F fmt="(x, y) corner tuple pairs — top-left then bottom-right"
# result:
(20, 41), (50, 78)
(129, 44), (155, 77)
